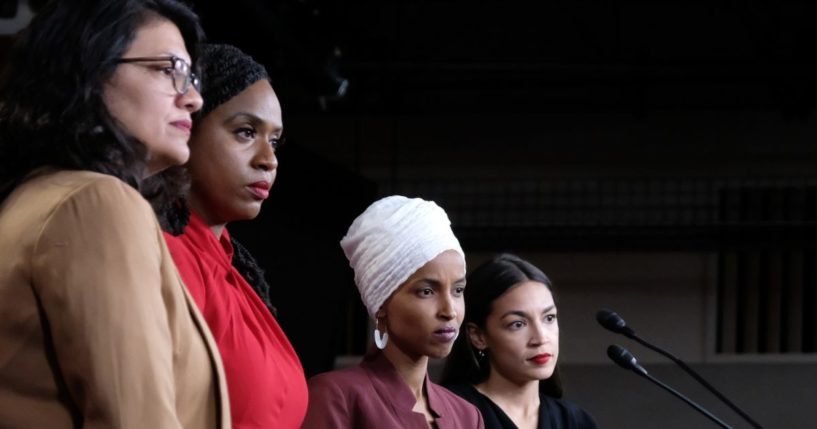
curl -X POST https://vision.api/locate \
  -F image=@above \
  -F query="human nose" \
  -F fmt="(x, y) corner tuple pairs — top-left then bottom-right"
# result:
(178, 85), (203, 113)
(530, 320), (550, 346)
(437, 294), (457, 321)
(253, 139), (278, 172)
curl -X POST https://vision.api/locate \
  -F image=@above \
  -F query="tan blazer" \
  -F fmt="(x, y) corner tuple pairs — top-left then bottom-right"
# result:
(0, 170), (230, 429)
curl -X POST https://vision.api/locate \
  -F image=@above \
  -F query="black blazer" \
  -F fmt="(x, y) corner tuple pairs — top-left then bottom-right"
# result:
(446, 384), (599, 429)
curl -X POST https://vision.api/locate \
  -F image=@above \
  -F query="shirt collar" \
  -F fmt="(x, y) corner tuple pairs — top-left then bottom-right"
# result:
(362, 348), (447, 419)
(186, 211), (234, 262)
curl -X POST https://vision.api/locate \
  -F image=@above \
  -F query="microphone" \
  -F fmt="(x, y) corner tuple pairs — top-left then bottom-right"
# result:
(606, 343), (647, 376)
(597, 309), (764, 429)
(596, 309), (635, 337)
(607, 345), (734, 429)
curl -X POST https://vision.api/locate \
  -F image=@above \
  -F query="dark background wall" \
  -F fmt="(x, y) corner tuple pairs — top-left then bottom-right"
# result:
(3, 1), (817, 427)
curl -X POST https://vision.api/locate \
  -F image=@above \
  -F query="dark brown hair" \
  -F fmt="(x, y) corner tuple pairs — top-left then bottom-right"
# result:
(441, 253), (564, 397)
(0, 0), (204, 202)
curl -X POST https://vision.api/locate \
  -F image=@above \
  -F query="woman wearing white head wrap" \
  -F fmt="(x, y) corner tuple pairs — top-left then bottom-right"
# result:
(302, 196), (485, 429)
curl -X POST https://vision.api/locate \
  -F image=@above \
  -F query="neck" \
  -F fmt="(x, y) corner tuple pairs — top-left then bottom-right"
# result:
(382, 345), (429, 401)
(477, 372), (540, 417)
(189, 202), (226, 238)
(208, 223), (225, 238)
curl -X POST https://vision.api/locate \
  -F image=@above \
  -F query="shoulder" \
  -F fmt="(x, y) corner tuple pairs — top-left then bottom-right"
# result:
(15, 170), (145, 208)
(47, 170), (142, 198)
(541, 395), (599, 429)
(22, 171), (165, 281)
(307, 364), (384, 406)
(435, 384), (482, 410)
(308, 365), (369, 394)
(444, 383), (481, 402)
(41, 170), (151, 221)
(163, 231), (198, 267)
(162, 231), (201, 273)
(435, 382), (481, 405)
(161, 229), (212, 309)
(27, 170), (154, 233)
(429, 382), (484, 425)
(303, 366), (370, 427)
(162, 214), (218, 269)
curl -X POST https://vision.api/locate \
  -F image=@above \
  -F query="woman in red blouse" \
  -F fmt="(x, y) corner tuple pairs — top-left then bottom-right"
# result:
(152, 43), (308, 429)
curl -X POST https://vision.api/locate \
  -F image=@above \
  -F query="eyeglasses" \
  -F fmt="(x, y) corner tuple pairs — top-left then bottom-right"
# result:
(117, 56), (200, 95)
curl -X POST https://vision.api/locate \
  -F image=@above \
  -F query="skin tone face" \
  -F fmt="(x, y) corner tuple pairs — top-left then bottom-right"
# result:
(187, 80), (282, 236)
(469, 280), (559, 386)
(103, 18), (203, 176)
(379, 249), (467, 362)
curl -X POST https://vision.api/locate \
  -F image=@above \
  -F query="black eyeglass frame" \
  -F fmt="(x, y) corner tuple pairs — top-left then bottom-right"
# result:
(117, 55), (200, 95)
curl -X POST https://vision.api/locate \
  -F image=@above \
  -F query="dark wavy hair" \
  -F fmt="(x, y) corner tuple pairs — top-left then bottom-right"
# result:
(0, 0), (204, 203)
(441, 253), (564, 397)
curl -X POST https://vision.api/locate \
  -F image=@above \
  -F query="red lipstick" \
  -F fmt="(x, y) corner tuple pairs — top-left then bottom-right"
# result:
(529, 353), (552, 365)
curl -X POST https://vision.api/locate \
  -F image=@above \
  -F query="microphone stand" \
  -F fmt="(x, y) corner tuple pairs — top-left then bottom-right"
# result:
(634, 367), (734, 429)
(624, 332), (764, 429)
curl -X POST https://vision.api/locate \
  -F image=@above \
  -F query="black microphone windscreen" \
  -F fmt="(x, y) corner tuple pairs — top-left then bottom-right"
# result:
(607, 344), (636, 370)
(596, 308), (628, 334)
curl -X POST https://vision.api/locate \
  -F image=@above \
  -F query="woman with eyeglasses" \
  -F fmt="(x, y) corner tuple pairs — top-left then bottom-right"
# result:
(0, 1), (229, 428)
(440, 254), (598, 429)
(151, 43), (308, 429)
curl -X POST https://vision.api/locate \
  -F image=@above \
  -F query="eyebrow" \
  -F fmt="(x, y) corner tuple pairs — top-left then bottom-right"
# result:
(500, 304), (556, 320)
(166, 52), (191, 63)
(143, 52), (191, 63)
(224, 112), (261, 125)
(415, 277), (466, 289)
(223, 112), (283, 133)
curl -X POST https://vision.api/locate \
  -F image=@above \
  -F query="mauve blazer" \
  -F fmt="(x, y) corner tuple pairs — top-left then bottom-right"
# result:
(0, 170), (230, 429)
(302, 349), (484, 429)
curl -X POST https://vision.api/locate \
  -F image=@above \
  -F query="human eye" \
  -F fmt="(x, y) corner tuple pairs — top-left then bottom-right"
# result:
(142, 62), (174, 76)
(507, 320), (525, 330)
(234, 127), (256, 142)
(415, 287), (434, 298)
(269, 137), (283, 150)
(452, 286), (465, 297)
(544, 313), (558, 323)
(151, 60), (176, 75)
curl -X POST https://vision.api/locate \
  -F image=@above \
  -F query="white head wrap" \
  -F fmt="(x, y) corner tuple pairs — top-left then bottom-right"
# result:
(340, 195), (465, 320)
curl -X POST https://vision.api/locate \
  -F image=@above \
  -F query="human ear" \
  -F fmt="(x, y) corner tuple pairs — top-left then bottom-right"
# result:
(374, 308), (387, 326)
(467, 322), (487, 350)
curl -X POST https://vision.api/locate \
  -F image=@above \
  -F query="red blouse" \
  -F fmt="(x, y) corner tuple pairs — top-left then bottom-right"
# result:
(164, 212), (308, 429)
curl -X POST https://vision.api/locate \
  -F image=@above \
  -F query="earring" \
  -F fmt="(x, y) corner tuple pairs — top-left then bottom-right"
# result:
(477, 349), (485, 358)
(374, 320), (389, 350)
